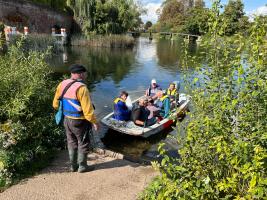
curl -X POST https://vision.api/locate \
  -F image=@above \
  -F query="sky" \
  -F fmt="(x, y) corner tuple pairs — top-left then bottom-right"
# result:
(140, 0), (267, 23)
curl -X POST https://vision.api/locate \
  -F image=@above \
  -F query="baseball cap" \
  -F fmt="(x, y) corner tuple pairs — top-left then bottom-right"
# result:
(151, 79), (157, 84)
(69, 64), (87, 74)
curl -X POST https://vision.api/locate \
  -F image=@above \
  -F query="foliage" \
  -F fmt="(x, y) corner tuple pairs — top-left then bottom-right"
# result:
(67, 0), (143, 35)
(0, 40), (64, 188)
(8, 34), (58, 52)
(141, 1), (267, 199)
(158, 0), (185, 32)
(221, 0), (249, 35)
(71, 34), (134, 48)
(182, 6), (210, 35)
(157, 0), (252, 36)
(0, 22), (7, 54)
(28, 0), (143, 35)
(144, 21), (153, 30)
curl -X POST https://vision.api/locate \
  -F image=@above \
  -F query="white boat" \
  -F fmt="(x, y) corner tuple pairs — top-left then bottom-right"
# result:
(101, 93), (190, 138)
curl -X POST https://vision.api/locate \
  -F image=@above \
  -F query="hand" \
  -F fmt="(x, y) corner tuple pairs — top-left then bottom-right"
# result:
(93, 123), (100, 131)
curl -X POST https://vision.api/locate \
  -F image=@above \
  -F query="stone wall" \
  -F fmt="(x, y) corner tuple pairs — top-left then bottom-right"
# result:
(0, 0), (73, 34)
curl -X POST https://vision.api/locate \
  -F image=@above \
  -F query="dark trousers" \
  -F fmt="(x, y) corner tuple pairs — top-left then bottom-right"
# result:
(64, 117), (92, 154)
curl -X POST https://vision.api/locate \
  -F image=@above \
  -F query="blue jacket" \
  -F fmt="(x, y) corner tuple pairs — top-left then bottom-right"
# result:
(113, 98), (131, 121)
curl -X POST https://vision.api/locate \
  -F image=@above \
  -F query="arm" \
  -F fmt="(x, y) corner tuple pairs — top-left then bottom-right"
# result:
(145, 88), (149, 96)
(77, 86), (97, 124)
(52, 83), (62, 110)
(135, 119), (145, 126)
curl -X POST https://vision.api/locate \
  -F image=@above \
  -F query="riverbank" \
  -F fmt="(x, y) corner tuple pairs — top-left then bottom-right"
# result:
(0, 150), (157, 200)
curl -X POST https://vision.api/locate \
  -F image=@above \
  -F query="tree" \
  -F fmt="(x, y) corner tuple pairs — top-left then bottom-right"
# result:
(222, 0), (246, 35)
(144, 21), (152, 30)
(159, 0), (185, 31)
(181, 0), (208, 35)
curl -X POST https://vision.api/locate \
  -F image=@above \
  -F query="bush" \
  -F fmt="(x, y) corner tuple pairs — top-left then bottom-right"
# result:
(0, 40), (64, 188)
(141, 2), (267, 199)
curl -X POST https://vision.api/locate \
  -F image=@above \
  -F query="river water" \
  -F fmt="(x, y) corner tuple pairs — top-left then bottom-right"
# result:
(49, 37), (198, 162)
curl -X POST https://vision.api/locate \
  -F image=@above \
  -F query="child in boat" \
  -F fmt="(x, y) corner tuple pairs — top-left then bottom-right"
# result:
(146, 97), (160, 120)
(113, 91), (131, 121)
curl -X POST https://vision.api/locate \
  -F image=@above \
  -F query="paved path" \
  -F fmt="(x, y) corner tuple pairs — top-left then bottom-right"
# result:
(0, 151), (157, 200)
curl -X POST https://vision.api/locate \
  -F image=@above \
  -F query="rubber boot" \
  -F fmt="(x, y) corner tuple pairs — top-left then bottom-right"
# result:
(68, 149), (78, 172)
(77, 153), (94, 173)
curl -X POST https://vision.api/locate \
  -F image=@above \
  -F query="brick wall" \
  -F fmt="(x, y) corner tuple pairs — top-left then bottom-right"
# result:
(0, 0), (73, 34)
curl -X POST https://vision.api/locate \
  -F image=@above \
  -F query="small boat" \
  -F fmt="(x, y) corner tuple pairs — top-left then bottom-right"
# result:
(101, 93), (191, 138)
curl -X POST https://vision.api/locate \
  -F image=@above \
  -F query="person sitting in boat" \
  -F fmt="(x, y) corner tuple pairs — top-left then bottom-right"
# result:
(156, 90), (171, 119)
(145, 79), (162, 100)
(113, 91), (131, 121)
(146, 97), (160, 120)
(167, 82), (179, 107)
(131, 97), (156, 127)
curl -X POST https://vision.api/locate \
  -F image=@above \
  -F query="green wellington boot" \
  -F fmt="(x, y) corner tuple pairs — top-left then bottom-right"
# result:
(77, 153), (95, 173)
(68, 149), (78, 172)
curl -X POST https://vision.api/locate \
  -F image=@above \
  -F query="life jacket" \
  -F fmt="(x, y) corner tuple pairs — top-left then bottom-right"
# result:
(113, 97), (130, 121)
(167, 88), (177, 96)
(113, 97), (124, 116)
(114, 98), (125, 104)
(60, 79), (85, 118)
(157, 95), (169, 108)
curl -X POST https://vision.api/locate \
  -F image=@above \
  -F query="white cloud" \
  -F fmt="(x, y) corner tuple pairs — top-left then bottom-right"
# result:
(141, 2), (162, 23)
(253, 6), (267, 16)
(247, 6), (267, 20)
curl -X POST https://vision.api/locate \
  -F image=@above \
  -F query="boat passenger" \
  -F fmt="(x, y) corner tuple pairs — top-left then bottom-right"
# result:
(156, 90), (171, 119)
(113, 91), (131, 121)
(145, 79), (162, 100)
(167, 82), (179, 107)
(131, 97), (156, 127)
(146, 98), (160, 120)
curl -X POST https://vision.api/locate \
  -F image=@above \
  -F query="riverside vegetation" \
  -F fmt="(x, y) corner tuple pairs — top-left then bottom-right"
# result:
(141, 1), (267, 200)
(0, 40), (64, 189)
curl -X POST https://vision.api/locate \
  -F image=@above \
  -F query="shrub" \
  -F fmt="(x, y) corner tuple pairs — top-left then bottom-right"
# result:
(0, 40), (64, 188)
(141, 1), (267, 199)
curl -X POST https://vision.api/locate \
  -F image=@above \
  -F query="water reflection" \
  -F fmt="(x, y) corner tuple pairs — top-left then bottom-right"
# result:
(49, 46), (136, 85)
(48, 37), (198, 160)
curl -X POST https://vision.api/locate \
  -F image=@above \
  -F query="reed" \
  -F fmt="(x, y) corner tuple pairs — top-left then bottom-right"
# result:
(71, 34), (135, 48)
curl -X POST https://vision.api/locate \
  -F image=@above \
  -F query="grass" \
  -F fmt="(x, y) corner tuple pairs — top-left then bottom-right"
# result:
(71, 34), (135, 48)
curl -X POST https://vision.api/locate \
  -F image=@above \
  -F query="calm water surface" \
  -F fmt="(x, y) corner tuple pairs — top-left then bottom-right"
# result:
(49, 37), (198, 161)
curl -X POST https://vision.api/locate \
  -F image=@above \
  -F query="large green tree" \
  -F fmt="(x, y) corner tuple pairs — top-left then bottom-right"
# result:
(182, 0), (209, 35)
(222, 0), (249, 35)
(159, 0), (185, 32)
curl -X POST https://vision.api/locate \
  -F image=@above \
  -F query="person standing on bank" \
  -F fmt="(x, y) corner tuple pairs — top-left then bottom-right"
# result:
(53, 64), (99, 173)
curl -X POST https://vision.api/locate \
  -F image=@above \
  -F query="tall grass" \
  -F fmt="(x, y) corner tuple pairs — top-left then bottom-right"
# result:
(7, 34), (64, 53)
(71, 34), (135, 48)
